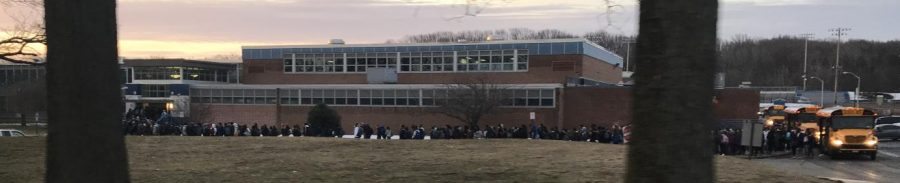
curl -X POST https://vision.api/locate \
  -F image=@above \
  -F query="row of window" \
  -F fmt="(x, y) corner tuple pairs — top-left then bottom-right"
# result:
(0, 67), (44, 86)
(245, 42), (587, 60)
(282, 50), (529, 73)
(190, 88), (555, 107)
(131, 67), (234, 82)
(142, 84), (170, 98)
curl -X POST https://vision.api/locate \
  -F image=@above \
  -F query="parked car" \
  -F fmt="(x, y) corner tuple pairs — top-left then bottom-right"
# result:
(875, 124), (900, 141)
(875, 116), (900, 127)
(0, 129), (27, 137)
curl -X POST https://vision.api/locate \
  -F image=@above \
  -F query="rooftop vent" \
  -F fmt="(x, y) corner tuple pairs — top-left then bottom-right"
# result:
(329, 39), (345, 45)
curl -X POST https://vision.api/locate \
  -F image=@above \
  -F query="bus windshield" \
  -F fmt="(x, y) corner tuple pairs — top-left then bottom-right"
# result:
(767, 110), (785, 116)
(832, 117), (874, 129)
(795, 113), (817, 123)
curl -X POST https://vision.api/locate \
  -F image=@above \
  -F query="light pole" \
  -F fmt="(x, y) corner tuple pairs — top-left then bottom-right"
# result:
(799, 33), (814, 91)
(829, 27), (850, 105)
(623, 39), (635, 72)
(842, 72), (861, 107)
(809, 76), (825, 106)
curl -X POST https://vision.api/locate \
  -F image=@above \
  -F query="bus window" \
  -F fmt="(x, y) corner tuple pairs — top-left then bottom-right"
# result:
(832, 117), (874, 129)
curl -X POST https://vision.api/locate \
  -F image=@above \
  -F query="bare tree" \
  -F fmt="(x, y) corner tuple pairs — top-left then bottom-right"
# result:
(626, 0), (718, 182)
(432, 77), (511, 128)
(394, 28), (577, 43)
(0, 0), (45, 64)
(44, 0), (130, 182)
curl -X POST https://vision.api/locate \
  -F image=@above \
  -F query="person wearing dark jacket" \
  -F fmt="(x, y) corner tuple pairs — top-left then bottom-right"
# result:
(804, 128), (817, 157)
(362, 123), (374, 139)
(260, 125), (269, 137)
(281, 125), (291, 136)
(292, 125), (303, 137)
(377, 124), (387, 139)
(269, 126), (279, 136)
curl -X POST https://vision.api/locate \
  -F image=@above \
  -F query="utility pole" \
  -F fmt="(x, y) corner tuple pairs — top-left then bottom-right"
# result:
(799, 33), (814, 91)
(829, 27), (850, 106)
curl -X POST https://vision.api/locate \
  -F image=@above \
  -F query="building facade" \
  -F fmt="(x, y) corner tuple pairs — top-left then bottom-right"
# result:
(120, 38), (758, 131)
(180, 39), (628, 130)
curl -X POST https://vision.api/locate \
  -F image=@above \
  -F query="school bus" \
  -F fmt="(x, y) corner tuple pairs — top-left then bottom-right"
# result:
(761, 104), (787, 127)
(785, 105), (821, 138)
(816, 106), (879, 160)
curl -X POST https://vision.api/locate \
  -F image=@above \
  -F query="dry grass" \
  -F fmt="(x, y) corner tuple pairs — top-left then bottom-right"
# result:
(0, 137), (828, 183)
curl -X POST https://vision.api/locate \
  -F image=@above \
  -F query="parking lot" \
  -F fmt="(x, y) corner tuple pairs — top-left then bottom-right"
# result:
(759, 140), (900, 183)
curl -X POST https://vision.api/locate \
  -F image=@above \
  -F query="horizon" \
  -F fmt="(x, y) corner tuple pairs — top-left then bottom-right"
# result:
(2, 0), (899, 61)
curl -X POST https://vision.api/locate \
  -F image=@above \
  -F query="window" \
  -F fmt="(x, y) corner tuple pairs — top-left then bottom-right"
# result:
(400, 51), (453, 72)
(0, 96), (6, 112)
(289, 53), (344, 73)
(456, 49), (525, 72)
(191, 88), (554, 108)
(142, 84), (170, 98)
(283, 54), (294, 72)
(133, 67), (181, 80)
(282, 48), (527, 73)
(507, 89), (553, 107)
(1, 131), (9, 137)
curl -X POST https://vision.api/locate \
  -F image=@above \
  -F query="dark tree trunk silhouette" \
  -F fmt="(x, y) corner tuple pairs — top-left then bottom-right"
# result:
(626, 0), (718, 182)
(44, 0), (130, 182)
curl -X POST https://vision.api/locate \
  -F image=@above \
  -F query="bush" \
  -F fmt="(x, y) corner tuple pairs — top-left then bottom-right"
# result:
(307, 103), (341, 137)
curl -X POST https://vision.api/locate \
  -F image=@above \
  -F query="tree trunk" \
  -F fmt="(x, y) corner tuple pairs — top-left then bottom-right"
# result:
(44, 0), (130, 182)
(626, 0), (718, 182)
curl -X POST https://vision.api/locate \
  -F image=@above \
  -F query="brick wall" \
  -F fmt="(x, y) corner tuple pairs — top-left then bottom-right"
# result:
(193, 88), (758, 131)
(190, 104), (276, 125)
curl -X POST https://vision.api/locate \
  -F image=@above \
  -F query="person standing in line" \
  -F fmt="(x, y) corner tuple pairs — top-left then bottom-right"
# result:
(719, 130), (730, 155)
(804, 128), (817, 158)
(377, 124), (386, 139)
(353, 123), (361, 139)
(385, 126), (392, 140)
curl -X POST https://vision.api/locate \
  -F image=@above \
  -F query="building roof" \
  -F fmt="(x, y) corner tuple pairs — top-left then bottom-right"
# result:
(122, 59), (237, 70)
(242, 38), (623, 65)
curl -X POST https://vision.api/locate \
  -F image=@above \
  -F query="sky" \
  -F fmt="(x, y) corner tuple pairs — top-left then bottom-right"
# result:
(1, 0), (898, 61)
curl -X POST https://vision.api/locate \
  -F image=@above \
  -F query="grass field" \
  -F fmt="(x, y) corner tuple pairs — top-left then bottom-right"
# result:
(0, 137), (828, 182)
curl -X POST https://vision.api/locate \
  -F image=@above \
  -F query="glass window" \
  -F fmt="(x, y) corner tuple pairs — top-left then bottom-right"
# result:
(141, 84), (170, 98)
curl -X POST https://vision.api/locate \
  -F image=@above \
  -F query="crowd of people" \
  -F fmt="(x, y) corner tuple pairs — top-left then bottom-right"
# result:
(350, 123), (627, 143)
(715, 126), (818, 158)
(122, 108), (628, 144)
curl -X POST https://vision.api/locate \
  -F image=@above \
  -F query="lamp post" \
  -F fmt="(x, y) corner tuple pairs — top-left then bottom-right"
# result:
(622, 40), (636, 72)
(809, 76), (825, 106)
(799, 33), (814, 91)
(842, 72), (861, 107)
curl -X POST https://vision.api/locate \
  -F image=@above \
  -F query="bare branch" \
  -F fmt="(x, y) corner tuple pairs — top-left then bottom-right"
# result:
(431, 75), (511, 127)
(1, 0), (45, 64)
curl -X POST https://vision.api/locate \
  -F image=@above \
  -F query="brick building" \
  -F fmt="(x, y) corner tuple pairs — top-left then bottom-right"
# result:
(118, 38), (758, 131)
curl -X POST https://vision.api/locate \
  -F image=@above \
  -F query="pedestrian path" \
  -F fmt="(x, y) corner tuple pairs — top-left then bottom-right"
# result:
(818, 177), (874, 183)
(878, 151), (899, 158)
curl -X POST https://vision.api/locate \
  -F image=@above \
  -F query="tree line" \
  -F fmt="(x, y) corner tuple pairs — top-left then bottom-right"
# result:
(393, 28), (900, 92)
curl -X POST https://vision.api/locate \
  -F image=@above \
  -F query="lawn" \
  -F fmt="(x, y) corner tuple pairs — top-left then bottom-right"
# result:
(0, 137), (828, 182)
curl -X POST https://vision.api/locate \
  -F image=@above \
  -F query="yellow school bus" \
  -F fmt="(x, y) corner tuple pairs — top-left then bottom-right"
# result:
(785, 105), (820, 138)
(761, 104), (786, 127)
(816, 106), (878, 160)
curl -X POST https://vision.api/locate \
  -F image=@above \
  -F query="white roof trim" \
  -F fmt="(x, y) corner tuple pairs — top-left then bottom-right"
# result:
(242, 38), (592, 49)
(191, 83), (564, 89)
